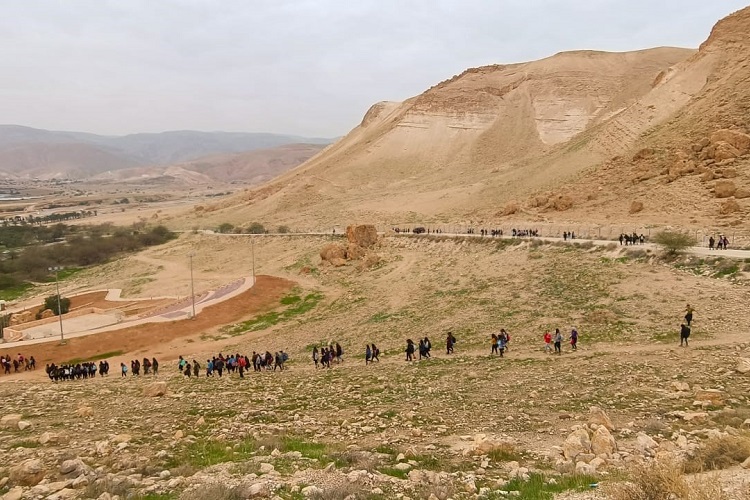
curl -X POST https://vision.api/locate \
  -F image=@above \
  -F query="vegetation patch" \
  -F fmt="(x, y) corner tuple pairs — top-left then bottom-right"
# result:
(65, 350), (124, 365)
(222, 291), (323, 335)
(489, 473), (598, 500)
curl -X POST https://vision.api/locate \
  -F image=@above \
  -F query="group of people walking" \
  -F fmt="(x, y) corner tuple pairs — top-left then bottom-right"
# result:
(312, 343), (344, 368)
(47, 360), (108, 381)
(543, 328), (578, 354)
(178, 351), (289, 378)
(121, 358), (159, 377)
(1, 353), (35, 375)
(708, 235), (730, 250)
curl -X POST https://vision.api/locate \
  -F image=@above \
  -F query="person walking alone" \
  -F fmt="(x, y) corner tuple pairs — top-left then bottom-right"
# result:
(554, 328), (562, 355)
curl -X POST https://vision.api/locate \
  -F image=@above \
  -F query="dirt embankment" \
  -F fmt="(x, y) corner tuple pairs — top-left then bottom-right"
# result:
(0, 275), (295, 366)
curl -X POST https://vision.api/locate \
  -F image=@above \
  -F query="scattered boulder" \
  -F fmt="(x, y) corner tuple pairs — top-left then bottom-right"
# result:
(39, 308), (55, 319)
(636, 433), (659, 455)
(589, 406), (614, 430)
(629, 201), (644, 214)
(720, 199), (741, 215)
(17, 420), (31, 431)
(76, 406), (94, 417)
(714, 180), (737, 198)
(562, 428), (591, 461)
(550, 195), (574, 211)
(301, 485), (324, 497)
(320, 243), (347, 263)
(713, 142), (741, 161)
(1, 414), (22, 428)
(346, 243), (367, 261)
(9, 458), (45, 486)
(737, 357), (750, 374)
(501, 202), (519, 216)
(60, 458), (89, 478)
(671, 381), (690, 392)
(39, 432), (59, 445)
(235, 481), (270, 498)
(711, 129), (750, 154)
(143, 381), (168, 397)
(735, 188), (750, 200)
(590, 426), (617, 457)
(346, 225), (378, 248)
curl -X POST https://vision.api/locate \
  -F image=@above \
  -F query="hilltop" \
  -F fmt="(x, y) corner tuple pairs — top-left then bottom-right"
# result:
(182, 7), (750, 235)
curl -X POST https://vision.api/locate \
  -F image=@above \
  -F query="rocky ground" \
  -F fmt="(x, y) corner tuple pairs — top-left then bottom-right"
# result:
(2, 234), (750, 499)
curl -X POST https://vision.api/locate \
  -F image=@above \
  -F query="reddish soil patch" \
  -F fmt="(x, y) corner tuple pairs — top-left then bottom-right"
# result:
(0, 275), (294, 365)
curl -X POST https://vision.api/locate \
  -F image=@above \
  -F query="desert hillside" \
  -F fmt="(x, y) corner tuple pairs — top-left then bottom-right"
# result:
(183, 7), (749, 235)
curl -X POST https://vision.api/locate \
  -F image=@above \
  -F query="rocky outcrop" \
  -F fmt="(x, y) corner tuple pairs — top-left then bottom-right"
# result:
(346, 225), (378, 248)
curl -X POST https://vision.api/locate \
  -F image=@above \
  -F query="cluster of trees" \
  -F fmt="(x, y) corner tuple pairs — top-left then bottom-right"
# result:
(2, 210), (97, 227)
(0, 224), (176, 293)
(216, 223), (291, 234)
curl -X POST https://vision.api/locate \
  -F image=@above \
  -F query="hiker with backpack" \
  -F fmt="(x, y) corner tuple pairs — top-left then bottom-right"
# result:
(446, 332), (456, 354)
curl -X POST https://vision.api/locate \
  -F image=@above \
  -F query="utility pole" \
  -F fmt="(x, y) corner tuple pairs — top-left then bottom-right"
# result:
(48, 266), (65, 343)
(188, 252), (196, 319)
(251, 237), (256, 283)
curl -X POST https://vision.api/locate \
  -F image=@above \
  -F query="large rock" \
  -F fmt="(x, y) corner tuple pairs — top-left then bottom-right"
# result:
(60, 458), (89, 478)
(39, 309), (55, 319)
(1, 414), (22, 428)
(143, 382), (167, 397)
(9, 458), (45, 486)
(346, 243), (367, 260)
(320, 243), (347, 263)
(588, 406), (614, 430)
(235, 481), (270, 498)
(346, 224), (378, 248)
(713, 142), (741, 161)
(714, 180), (737, 198)
(737, 358), (750, 374)
(590, 426), (617, 457)
(562, 428), (591, 461)
(629, 201), (644, 214)
(735, 188), (750, 199)
(711, 129), (750, 154)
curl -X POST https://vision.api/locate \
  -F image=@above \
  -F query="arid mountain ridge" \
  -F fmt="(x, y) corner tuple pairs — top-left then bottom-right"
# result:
(0, 125), (330, 182)
(188, 6), (750, 233)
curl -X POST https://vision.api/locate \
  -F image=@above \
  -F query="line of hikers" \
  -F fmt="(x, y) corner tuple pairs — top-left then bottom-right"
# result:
(312, 343), (344, 368)
(178, 351), (289, 378)
(405, 332), (457, 361)
(47, 361), (110, 381)
(120, 358), (160, 377)
(1, 354), (36, 375)
(619, 233), (646, 245)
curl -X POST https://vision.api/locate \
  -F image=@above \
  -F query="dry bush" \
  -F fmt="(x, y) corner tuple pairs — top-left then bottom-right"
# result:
(609, 458), (726, 500)
(683, 435), (750, 473)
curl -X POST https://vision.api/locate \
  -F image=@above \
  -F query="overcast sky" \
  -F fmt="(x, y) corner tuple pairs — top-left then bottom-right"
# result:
(1, 0), (747, 138)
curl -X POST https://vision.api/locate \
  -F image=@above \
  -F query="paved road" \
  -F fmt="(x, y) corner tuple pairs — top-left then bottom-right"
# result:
(197, 230), (750, 260)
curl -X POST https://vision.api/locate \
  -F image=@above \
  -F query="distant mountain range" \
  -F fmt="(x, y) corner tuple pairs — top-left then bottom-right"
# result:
(0, 125), (332, 180)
